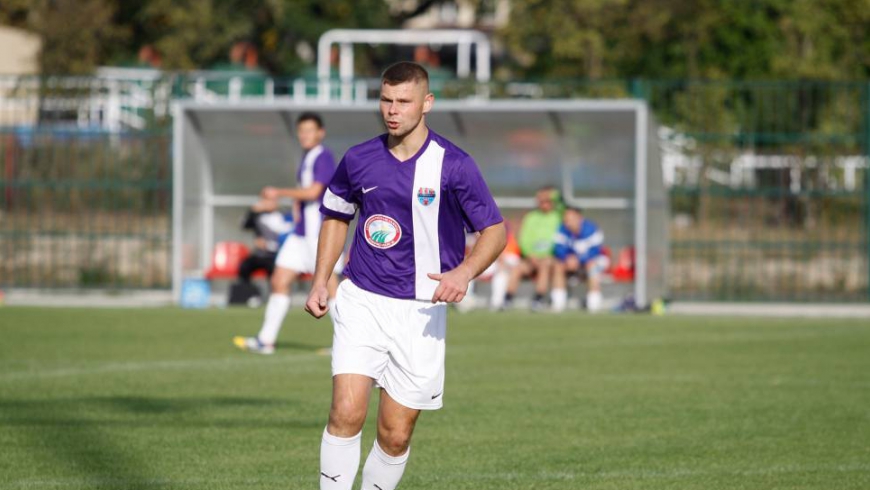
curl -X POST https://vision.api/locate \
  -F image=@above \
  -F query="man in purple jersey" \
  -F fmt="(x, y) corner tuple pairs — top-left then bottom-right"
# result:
(305, 62), (506, 490)
(234, 112), (342, 355)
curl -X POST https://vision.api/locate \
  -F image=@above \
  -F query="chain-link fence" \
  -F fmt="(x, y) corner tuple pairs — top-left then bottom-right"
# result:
(0, 128), (171, 289)
(644, 80), (869, 302)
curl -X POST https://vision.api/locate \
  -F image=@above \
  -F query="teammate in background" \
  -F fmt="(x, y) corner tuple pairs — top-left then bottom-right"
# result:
(551, 207), (609, 312)
(487, 225), (522, 310)
(457, 225), (521, 312)
(307, 62), (505, 490)
(504, 186), (563, 311)
(233, 112), (341, 355)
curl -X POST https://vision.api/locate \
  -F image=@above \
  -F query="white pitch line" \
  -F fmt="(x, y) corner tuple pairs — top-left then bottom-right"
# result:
(0, 354), (324, 382)
(3, 475), (309, 489)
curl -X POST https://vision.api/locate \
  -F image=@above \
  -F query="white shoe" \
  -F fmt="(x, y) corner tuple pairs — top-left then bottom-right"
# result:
(232, 336), (275, 355)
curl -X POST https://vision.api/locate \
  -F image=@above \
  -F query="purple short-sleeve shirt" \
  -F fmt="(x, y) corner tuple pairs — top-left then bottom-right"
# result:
(321, 130), (503, 300)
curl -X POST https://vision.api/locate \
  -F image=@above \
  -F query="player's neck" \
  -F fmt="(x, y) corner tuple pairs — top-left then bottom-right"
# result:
(387, 124), (429, 162)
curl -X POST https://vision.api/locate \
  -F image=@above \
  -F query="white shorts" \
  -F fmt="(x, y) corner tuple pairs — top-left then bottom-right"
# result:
(275, 234), (343, 275)
(331, 280), (447, 410)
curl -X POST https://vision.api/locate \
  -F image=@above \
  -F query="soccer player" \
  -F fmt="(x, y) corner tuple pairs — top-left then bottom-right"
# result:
(306, 62), (506, 490)
(458, 225), (521, 312)
(504, 186), (563, 311)
(234, 112), (341, 355)
(551, 207), (610, 312)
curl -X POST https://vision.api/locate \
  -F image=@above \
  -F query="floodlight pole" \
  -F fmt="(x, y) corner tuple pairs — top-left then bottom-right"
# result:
(317, 29), (492, 102)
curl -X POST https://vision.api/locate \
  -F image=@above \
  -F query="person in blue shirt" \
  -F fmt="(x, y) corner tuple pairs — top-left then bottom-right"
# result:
(237, 196), (294, 285)
(551, 207), (610, 312)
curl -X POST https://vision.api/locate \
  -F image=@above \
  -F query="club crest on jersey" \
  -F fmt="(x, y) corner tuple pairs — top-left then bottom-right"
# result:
(417, 187), (437, 206)
(364, 214), (402, 249)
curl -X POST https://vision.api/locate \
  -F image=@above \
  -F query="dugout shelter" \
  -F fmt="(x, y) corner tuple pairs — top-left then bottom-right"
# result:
(173, 100), (667, 307)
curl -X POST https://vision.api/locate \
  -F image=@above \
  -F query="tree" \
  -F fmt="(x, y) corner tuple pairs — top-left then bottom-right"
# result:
(9, 0), (128, 75)
(136, 0), (258, 70)
(0, 0), (31, 27)
(500, 0), (870, 80)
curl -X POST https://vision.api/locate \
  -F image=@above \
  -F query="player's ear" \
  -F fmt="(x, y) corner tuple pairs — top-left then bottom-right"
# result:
(422, 92), (434, 115)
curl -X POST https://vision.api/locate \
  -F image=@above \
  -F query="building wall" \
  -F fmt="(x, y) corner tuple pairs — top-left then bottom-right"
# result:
(0, 27), (40, 75)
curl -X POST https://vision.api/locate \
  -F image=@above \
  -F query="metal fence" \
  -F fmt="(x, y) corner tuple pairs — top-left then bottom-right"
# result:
(643, 80), (869, 302)
(0, 75), (868, 301)
(0, 128), (171, 289)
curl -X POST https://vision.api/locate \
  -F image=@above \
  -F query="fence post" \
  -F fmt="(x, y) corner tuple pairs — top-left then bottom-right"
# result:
(866, 82), (870, 301)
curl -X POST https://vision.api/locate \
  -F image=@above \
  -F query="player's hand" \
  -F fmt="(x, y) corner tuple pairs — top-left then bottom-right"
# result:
(428, 265), (473, 304)
(305, 284), (330, 319)
(261, 186), (279, 200)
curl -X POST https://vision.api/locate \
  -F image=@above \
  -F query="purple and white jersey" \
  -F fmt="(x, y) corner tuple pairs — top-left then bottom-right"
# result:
(295, 144), (336, 237)
(321, 130), (503, 300)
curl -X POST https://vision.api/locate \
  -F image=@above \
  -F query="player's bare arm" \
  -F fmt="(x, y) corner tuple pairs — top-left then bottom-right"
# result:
(429, 221), (507, 304)
(305, 217), (349, 318)
(261, 182), (325, 201)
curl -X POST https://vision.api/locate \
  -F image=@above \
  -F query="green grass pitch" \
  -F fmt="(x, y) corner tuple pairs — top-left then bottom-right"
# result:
(1, 306), (869, 489)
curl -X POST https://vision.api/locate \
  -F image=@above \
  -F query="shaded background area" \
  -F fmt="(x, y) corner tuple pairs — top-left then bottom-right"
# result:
(1, 0), (869, 302)
(2, 80), (867, 301)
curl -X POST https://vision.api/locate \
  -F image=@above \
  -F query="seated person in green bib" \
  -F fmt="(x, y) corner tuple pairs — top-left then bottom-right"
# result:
(504, 186), (564, 311)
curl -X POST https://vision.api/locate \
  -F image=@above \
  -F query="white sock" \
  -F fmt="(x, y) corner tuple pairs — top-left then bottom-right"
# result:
(551, 288), (567, 313)
(490, 269), (509, 309)
(320, 428), (361, 490)
(586, 291), (603, 312)
(257, 293), (290, 345)
(361, 440), (409, 490)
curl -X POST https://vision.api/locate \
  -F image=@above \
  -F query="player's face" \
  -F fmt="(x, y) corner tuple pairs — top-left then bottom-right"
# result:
(380, 80), (433, 139)
(536, 190), (554, 212)
(564, 210), (583, 233)
(297, 120), (325, 151)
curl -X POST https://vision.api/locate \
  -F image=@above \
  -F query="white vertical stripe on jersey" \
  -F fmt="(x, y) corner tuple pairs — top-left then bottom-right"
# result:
(412, 140), (446, 301)
(299, 144), (323, 187)
(299, 145), (324, 237)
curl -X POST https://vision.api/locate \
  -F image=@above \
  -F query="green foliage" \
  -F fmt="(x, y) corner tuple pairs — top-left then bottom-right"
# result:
(0, 0), (31, 27)
(137, 0), (261, 70)
(275, 0), (395, 75)
(503, 0), (870, 80)
(5, 0), (867, 79)
(29, 0), (129, 75)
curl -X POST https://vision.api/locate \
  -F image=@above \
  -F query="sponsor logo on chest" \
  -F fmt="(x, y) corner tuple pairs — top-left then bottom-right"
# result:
(364, 214), (402, 249)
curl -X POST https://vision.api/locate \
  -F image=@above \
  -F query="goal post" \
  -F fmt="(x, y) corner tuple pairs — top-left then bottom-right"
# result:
(173, 99), (667, 307)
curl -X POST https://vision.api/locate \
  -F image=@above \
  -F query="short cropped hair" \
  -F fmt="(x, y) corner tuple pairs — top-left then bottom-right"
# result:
(297, 111), (324, 128)
(381, 62), (429, 89)
(537, 185), (562, 205)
